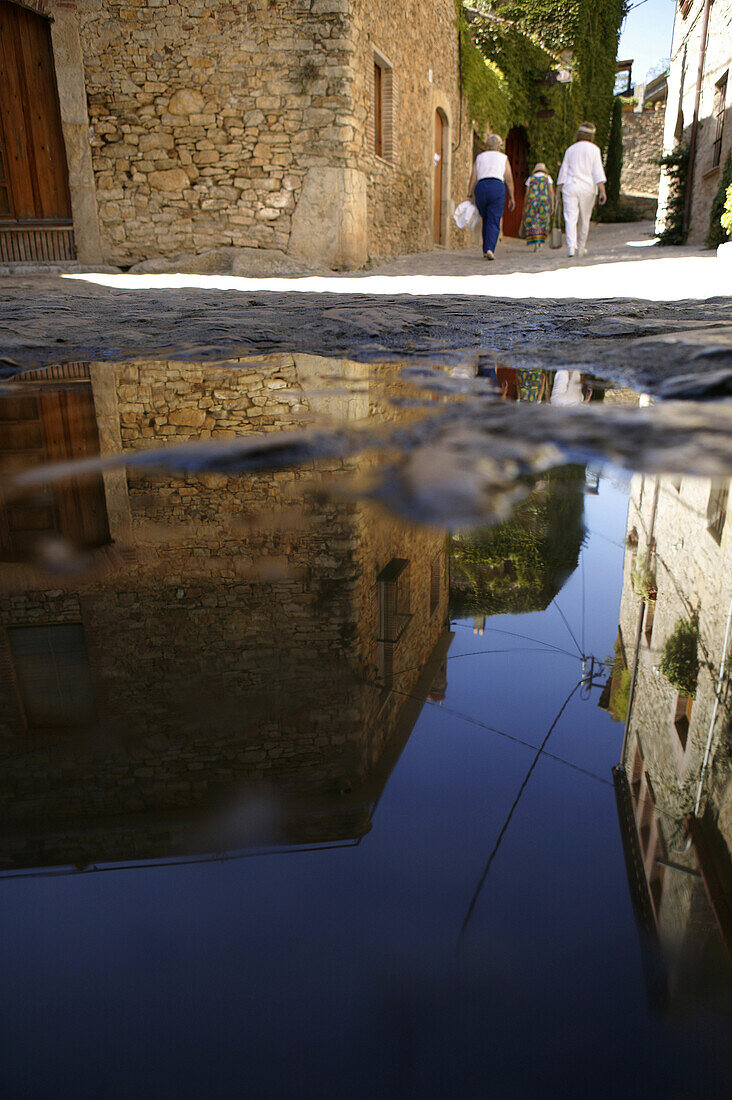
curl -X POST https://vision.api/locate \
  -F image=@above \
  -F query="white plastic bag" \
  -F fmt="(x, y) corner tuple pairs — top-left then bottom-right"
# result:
(453, 200), (480, 231)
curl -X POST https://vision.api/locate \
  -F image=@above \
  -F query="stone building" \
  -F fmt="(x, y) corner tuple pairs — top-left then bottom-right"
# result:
(658, 0), (731, 244)
(613, 472), (732, 1010)
(0, 357), (452, 869)
(620, 73), (667, 218)
(0, 0), (475, 270)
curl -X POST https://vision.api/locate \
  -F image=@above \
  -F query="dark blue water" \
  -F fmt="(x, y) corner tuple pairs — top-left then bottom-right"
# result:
(1, 474), (729, 1099)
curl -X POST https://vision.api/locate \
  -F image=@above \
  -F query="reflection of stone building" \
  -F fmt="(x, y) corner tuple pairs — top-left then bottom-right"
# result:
(614, 473), (732, 1011)
(0, 358), (451, 870)
(658, 0), (731, 244)
(0, 0), (472, 269)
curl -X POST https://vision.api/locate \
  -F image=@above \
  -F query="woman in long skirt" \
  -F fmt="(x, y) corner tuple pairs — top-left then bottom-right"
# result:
(521, 163), (554, 251)
(467, 134), (515, 260)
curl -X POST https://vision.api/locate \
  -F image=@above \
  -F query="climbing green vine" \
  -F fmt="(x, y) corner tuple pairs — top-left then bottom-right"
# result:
(461, 1), (627, 177)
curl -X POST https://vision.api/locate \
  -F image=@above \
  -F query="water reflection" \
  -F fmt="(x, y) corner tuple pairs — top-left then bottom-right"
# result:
(0, 357), (730, 1094)
(613, 472), (732, 1012)
(0, 359), (453, 867)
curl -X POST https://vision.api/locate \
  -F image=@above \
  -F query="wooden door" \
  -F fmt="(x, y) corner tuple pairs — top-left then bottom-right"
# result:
(0, 384), (110, 561)
(433, 111), (444, 244)
(0, 0), (71, 221)
(0, 2), (76, 260)
(503, 127), (529, 238)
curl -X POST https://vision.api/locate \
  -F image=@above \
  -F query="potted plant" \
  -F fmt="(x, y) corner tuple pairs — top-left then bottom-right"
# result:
(631, 565), (657, 603)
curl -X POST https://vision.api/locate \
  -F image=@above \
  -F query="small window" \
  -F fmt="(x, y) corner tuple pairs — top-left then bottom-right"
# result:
(371, 51), (395, 162)
(707, 480), (728, 544)
(377, 558), (410, 643)
(631, 744), (643, 803)
(673, 692), (693, 750)
(712, 71), (727, 169)
(7, 624), (96, 732)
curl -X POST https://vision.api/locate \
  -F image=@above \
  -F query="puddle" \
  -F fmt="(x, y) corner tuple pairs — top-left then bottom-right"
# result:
(0, 355), (731, 1097)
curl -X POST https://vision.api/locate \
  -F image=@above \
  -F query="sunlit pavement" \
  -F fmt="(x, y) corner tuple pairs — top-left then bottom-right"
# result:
(61, 221), (731, 303)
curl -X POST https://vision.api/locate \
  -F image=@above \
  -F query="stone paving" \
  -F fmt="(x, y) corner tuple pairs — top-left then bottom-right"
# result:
(1, 221), (731, 401)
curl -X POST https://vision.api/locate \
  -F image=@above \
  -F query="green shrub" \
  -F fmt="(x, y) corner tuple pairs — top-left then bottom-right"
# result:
(659, 617), (699, 698)
(707, 151), (732, 248)
(722, 183), (732, 237)
(656, 143), (689, 245)
(605, 97), (623, 206)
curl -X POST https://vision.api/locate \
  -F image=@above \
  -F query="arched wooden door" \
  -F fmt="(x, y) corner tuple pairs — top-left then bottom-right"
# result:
(432, 110), (446, 244)
(0, 1), (75, 261)
(502, 127), (529, 238)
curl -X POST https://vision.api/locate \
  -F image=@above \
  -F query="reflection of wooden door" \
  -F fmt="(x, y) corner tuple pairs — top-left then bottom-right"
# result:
(0, 385), (110, 560)
(433, 111), (444, 244)
(503, 127), (529, 238)
(0, 1), (75, 260)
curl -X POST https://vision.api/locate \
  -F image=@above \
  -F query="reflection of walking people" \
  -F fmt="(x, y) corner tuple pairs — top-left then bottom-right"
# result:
(521, 163), (554, 250)
(555, 122), (607, 258)
(467, 134), (515, 261)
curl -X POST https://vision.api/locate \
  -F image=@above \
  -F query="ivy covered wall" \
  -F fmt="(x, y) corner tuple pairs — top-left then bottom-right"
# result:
(462, 1), (627, 178)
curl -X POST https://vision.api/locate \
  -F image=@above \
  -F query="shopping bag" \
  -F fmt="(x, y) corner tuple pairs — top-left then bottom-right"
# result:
(549, 198), (562, 249)
(453, 200), (480, 232)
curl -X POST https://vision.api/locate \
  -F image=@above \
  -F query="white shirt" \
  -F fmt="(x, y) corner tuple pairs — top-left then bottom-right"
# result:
(475, 151), (508, 182)
(557, 141), (606, 191)
(550, 370), (584, 407)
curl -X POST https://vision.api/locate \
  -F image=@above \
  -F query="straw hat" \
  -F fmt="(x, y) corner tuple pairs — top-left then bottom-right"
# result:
(577, 121), (596, 136)
(533, 162), (548, 173)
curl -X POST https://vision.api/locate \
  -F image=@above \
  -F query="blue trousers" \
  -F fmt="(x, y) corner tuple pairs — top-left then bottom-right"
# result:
(474, 177), (506, 254)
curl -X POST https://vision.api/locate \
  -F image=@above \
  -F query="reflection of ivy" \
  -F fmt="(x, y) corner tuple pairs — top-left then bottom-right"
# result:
(450, 466), (586, 617)
(659, 617), (699, 698)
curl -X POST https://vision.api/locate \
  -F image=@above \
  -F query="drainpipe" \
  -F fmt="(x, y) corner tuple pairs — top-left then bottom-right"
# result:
(693, 595), (732, 818)
(682, 0), (714, 236)
(620, 476), (660, 764)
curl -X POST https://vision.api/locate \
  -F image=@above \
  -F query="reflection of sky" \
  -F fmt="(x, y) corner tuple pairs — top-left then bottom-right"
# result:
(1, 474), (728, 1098)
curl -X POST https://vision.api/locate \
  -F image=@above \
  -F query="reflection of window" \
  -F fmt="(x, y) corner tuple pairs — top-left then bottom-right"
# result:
(649, 841), (665, 917)
(673, 692), (693, 750)
(7, 624), (96, 732)
(377, 558), (410, 686)
(712, 71), (728, 170)
(707, 480), (728, 544)
(429, 554), (440, 616)
(371, 51), (395, 162)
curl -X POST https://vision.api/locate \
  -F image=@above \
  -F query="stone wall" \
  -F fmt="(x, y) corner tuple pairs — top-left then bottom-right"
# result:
(617, 472), (732, 1003)
(350, 0), (475, 257)
(658, 0), (732, 244)
(43, 0), (473, 268)
(621, 109), (665, 197)
(77, 0), (362, 266)
(0, 362), (450, 866)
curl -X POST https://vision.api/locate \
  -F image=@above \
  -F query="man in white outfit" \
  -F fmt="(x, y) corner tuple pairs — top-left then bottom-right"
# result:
(555, 122), (607, 257)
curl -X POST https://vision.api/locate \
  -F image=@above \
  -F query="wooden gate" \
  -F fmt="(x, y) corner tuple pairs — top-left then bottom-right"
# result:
(503, 127), (529, 238)
(0, 1), (76, 261)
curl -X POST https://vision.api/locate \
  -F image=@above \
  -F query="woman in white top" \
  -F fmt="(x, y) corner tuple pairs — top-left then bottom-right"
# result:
(467, 134), (515, 260)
